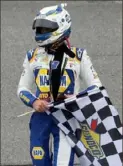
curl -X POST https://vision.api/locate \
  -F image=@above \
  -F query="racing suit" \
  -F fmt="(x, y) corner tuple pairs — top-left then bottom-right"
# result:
(17, 46), (102, 166)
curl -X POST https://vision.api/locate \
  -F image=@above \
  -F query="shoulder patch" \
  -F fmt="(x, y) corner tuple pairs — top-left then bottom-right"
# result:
(76, 48), (84, 61)
(27, 48), (36, 61)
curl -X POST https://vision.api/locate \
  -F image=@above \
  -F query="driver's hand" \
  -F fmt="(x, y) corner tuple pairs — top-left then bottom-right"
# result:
(32, 99), (49, 112)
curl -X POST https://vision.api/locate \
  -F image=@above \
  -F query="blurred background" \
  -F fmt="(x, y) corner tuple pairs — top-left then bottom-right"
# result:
(1, 1), (122, 165)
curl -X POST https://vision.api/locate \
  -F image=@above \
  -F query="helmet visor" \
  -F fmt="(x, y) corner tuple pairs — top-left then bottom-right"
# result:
(36, 27), (56, 34)
(32, 19), (59, 31)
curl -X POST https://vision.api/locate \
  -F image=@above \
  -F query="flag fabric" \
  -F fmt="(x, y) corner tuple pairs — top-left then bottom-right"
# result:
(47, 86), (123, 166)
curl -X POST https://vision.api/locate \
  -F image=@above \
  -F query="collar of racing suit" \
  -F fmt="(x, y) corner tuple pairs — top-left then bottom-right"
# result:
(49, 43), (76, 101)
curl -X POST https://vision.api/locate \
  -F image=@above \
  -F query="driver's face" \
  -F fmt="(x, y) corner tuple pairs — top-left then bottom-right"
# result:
(36, 27), (54, 34)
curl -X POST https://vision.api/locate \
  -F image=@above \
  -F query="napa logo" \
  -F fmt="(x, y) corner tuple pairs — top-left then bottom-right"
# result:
(32, 147), (45, 160)
(40, 75), (49, 86)
(80, 119), (104, 159)
(36, 69), (71, 93)
(39, 75), (67, 87)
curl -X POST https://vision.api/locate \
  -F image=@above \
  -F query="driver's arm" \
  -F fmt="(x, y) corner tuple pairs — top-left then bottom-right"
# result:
(80, 49), (102, 89)
(17, 53), (38, 107)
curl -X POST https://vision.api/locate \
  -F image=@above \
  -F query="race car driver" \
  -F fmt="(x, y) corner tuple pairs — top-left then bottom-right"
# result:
(17, 3), (102, 166)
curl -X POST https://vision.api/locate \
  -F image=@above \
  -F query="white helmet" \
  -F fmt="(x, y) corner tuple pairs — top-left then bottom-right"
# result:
(32, 3), (72, 47)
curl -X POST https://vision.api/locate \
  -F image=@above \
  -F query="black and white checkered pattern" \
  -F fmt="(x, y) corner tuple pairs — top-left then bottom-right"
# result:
(47, 86), (123, 166)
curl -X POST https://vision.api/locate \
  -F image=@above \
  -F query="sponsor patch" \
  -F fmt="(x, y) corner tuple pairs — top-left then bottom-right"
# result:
(76, 48), (84, 61)
(19, 93), (30, 103)
(36, 69), (72, 93)
(32, 147), (45, 160)
(50, 61), (59, 69)
(39, 93), (49, 99)
(80, 119), (104, 159)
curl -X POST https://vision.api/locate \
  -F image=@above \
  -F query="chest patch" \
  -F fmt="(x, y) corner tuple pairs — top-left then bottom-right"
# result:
(50, 61), (60, 70)
(35, 69), (73, 93)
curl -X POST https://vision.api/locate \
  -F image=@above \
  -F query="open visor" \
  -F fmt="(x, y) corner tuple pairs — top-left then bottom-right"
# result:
(32, 19), (59, 30)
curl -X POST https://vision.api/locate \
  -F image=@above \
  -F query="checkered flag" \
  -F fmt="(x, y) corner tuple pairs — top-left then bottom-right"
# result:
(47, 86), (123, 166)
